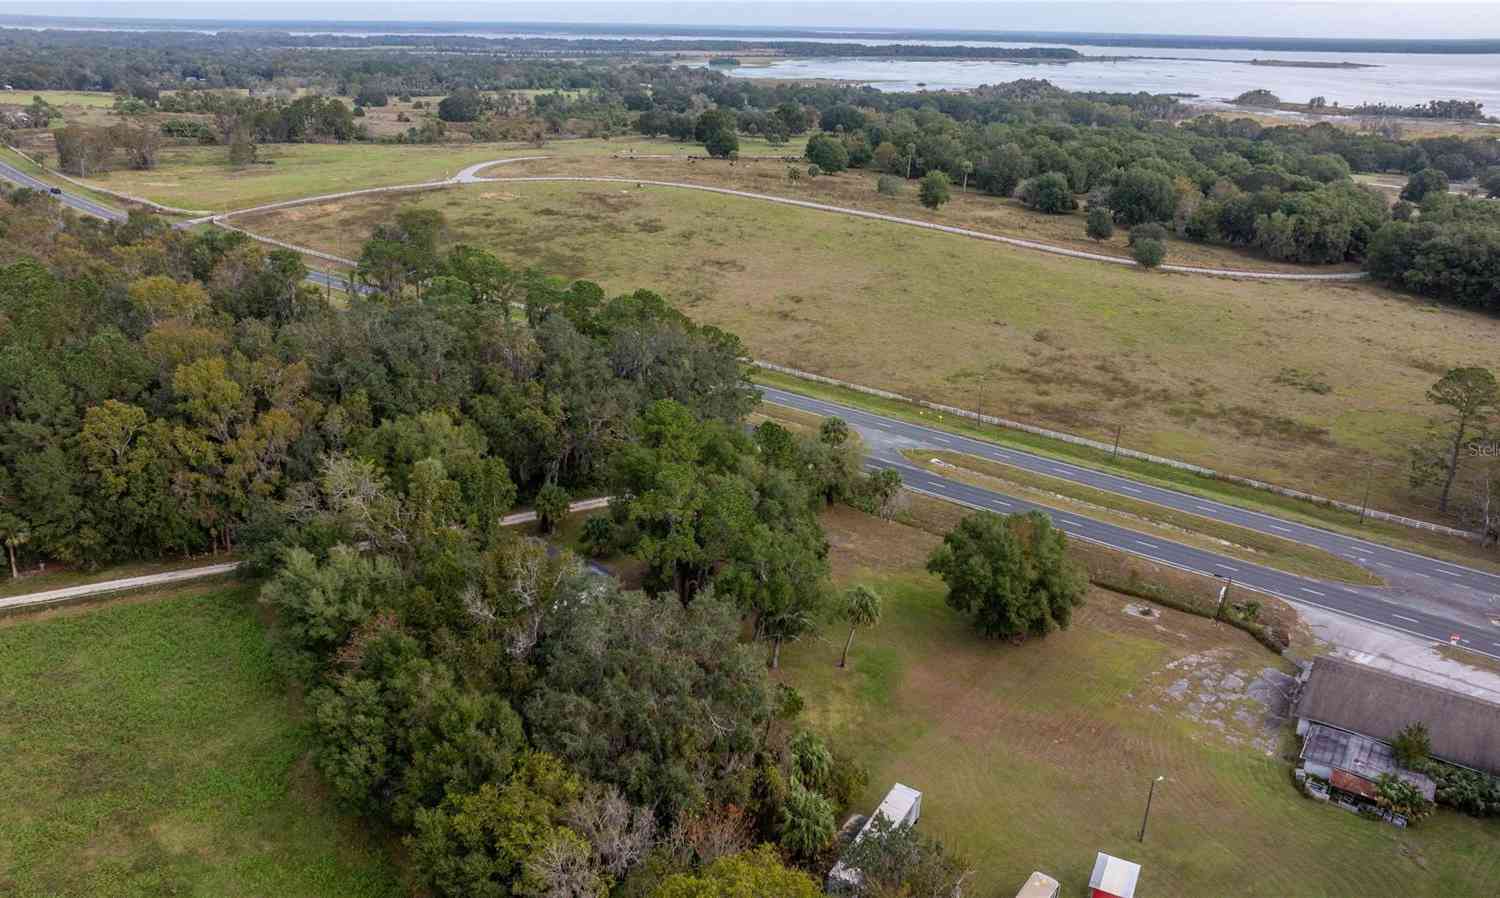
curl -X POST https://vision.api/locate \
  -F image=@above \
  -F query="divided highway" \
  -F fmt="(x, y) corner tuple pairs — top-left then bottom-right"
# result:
(762, 385), (1500, 660)
(8, 158), (1500, 656)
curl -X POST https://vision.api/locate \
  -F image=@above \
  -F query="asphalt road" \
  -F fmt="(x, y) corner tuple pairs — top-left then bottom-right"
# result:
(762, 385), (1500, 659)
(0, 158), (125, 221)
(7, 156), (1496, 654)
(0, 165), (376, 296)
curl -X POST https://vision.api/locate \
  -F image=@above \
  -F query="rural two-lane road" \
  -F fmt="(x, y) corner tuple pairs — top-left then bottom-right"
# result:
(0, 157), (125, 221)
(762, 385), (1500, 660)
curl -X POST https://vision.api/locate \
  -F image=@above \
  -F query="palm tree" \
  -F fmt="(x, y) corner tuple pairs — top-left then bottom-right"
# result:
(960, 159), (974, 193)
(839, 584), (882, 668)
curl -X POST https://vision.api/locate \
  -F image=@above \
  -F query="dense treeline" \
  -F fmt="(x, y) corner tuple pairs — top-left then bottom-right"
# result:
(0, 182), (962, 892)
(626, 76), (1500, 306)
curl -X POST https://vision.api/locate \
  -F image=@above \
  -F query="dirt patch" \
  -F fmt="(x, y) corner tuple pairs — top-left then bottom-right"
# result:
(821, 504), (940, 582)
(1136, 647), (1298, 756)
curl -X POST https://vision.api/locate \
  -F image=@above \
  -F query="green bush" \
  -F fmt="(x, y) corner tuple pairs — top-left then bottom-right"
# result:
(1086, 205), (1115, 241)
(805, 133), (849, 173)
(1128, 222), (1169, 245)
(919, 170), (952, 210)
(1018, 171), (1077, 214)
(1132, 237), (1167, 269)
(877, 174), (904, 197)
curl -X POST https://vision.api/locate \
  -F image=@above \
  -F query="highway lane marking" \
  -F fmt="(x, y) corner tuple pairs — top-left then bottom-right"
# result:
(1393, 614), (1421, 624)
(1195, 505), (1218, 513)
(1214, 563), (1239, 572)
(1436, 569), (1464, 578)
(1135, 539), (1159, 549)
(1300, 587), (1326, 597)
(1118, 485), (1143, 494)
(1269, 524), (1293, 533)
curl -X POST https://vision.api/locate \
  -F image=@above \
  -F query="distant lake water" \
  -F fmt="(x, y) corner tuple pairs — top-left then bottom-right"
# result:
(720, 44), (1500, 109)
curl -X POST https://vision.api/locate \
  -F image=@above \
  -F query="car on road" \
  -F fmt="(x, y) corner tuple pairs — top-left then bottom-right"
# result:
(49, 187), (61, 195)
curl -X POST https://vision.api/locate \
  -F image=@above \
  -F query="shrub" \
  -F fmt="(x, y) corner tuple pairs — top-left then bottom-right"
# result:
(919, 170), (952, 210)
(578, 515), (615, 558)
(1376, 773), (1434, 823)
(1107, 167), (1177, 226)
(1086, 205), (1115, 241)
(806, 164), (821, 178)
(1018, 171), (1077, 214)
(1128, 222), (1169, 245)
(804, 133), (849, 173)
(1401, 168), (1449, 203)
(703, 126), (739, 159)
(876, 174), (904, 197)
(1132, 238), (1167, 268)
(1393, 722), (1432, 767)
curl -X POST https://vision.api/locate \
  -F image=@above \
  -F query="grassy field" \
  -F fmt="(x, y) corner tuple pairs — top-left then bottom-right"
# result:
(784, 505), (1500, 897)
(0, 585), (402, 898)
(68, 136), (805, 212)
(472, 152), (1350, 274)
(0, 89), (118, 108)
(240, 179), (1492, 520)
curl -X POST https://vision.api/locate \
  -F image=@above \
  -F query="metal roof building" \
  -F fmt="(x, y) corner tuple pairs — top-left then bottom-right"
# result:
(1089, 852), (1141, 898)
(827, 783), (923, 892)
(1014, 870), (1061, 898)
(1294, 656), (1500, 775)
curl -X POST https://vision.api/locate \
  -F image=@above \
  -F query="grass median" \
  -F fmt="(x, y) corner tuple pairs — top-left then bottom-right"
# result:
(753, 369), (1500, 576)
(901, 448), (1382, 586)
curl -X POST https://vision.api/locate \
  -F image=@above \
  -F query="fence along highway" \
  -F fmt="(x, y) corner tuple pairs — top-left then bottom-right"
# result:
(761, 385), (1500, 660)
(6, 163), (1498, 655)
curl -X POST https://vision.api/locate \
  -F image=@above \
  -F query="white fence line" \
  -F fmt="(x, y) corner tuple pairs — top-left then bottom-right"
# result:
(751, 360), (1477, 541)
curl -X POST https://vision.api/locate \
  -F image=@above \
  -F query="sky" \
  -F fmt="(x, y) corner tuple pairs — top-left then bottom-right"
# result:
(2, 2), (1498, 40)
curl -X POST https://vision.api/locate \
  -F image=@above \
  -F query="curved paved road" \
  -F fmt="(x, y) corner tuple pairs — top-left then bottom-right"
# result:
(763, 385), (1500, 660)
(0, 157), (125, 221)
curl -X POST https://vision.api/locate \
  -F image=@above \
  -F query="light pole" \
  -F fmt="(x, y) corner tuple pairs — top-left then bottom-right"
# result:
(1138, 775), (1164, 842)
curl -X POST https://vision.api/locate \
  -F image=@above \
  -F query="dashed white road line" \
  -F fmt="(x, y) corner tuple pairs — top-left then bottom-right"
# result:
(1392, 614), (1421, 624)
(1269, 524), (1294, 534)
(1301, 587), (1327, 597)
(1214, 563), (1239, 572)
(1136, 539), (1159, 549)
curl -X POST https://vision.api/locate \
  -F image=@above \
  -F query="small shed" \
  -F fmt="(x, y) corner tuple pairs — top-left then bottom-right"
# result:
(1014, 870), (1061, 898)
(1089, 852), (1141, 898)
(827, 783), (923, 892)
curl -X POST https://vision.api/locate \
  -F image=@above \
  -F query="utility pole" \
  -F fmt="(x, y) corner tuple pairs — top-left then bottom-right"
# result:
(1111, 424), (1122, 462)
(1138, 775), (1165, 842)
(1215, 577), (1231, 621)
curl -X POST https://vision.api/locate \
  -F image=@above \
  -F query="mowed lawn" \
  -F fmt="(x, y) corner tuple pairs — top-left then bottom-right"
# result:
(786, 507), (1500, 897)
(240, 180), (1495, 515)
(0, 586), (401, 898)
